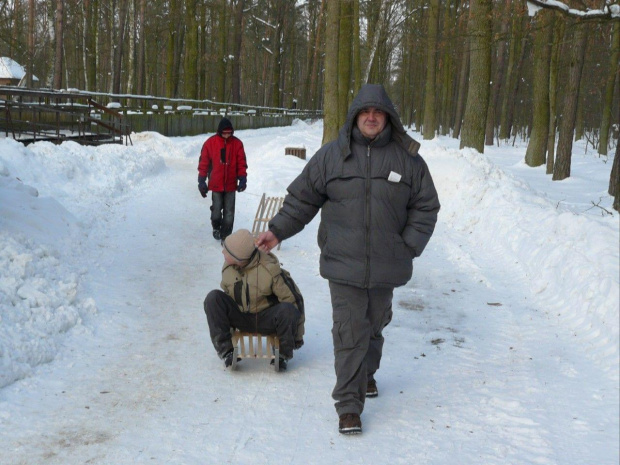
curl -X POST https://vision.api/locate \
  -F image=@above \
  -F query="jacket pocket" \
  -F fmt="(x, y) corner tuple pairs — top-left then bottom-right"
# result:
(392, 234), (415, 259)
(332, 307), (354, 349)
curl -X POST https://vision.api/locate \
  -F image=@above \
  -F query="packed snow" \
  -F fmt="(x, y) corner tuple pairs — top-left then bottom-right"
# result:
(0, 120), (618, 464)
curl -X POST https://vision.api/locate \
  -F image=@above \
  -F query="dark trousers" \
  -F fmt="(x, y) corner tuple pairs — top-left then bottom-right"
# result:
(329, 281), (393, 416)
(204, 290), (300, 360)
(210, 191), (236, 239)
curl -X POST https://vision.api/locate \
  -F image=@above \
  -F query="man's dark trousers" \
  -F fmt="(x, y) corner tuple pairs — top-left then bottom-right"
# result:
(328, 281), (393, 416)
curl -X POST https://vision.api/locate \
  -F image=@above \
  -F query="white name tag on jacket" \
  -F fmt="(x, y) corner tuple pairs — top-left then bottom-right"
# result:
(388, 171), (402, 183)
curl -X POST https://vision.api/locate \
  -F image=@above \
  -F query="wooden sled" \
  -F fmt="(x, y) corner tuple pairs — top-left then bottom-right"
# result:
(251, 193), (284, 250)
(231, 330), (281, 372)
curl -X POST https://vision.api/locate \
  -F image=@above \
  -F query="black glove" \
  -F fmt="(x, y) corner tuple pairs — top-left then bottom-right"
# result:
(198, 176), (208, 198)
(237, 176), (247, 193)
(294, 339), (304, 350)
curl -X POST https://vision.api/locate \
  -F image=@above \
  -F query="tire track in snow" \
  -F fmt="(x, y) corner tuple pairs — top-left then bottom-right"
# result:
(417, 221), (618, 464)
(381, 221), (558, 464)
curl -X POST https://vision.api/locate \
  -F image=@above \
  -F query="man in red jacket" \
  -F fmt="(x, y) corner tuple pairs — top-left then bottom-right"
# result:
(197, 118), (248, 242)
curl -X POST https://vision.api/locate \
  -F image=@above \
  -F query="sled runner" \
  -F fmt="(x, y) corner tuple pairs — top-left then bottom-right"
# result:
(231, 330), (281, 372)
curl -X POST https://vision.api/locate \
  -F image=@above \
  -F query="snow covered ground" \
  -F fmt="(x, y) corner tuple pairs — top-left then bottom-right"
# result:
(0, 120), (618, 464)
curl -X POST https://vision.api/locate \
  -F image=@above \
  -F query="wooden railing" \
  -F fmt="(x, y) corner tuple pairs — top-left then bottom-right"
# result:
(0, 86), (322, 143)
(0, 87), (131, 145)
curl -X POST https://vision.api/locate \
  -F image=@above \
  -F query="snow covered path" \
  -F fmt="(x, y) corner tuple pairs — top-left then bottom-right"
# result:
(1, 125), (618, 464)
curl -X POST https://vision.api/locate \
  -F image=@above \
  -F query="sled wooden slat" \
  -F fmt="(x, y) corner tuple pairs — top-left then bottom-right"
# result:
(231, 330), (280, 371)
(251, 193), (285, 250)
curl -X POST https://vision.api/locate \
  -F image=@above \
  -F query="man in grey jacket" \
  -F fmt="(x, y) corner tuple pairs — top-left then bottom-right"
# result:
(257, 84), (440, 435)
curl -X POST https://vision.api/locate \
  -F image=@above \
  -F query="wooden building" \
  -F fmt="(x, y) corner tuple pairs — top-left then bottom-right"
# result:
(0, 57), (38, 87)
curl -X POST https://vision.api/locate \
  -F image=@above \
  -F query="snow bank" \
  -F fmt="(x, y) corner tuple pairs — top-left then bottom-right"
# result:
(426, 142), (619, 380)
(0, 136), (167, 387)
(1, 138), (166, 218)
(0, 231), (97, 388)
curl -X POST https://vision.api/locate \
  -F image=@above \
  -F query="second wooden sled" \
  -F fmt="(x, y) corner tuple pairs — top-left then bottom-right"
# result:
(251, 193), (284, 250)
(231, 330), (281, 372)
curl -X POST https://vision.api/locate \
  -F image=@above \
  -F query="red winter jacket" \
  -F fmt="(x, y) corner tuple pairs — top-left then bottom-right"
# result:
(198, 134), (247, 192)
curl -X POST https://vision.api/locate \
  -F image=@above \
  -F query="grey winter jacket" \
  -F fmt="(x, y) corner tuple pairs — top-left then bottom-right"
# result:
(269, 84), (440, 288)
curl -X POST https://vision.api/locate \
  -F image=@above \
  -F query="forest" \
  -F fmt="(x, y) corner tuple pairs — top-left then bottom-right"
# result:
(0, 0), (618, 208)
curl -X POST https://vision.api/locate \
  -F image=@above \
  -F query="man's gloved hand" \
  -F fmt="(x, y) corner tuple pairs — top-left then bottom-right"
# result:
(237, 176), (247, 193)
(294, 339), (304, 350)
(198, 176), (208, 198)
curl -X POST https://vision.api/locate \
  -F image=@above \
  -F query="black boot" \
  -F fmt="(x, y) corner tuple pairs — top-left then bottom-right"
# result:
(270, 356), (288, 371)
(223, 349), (241, 368)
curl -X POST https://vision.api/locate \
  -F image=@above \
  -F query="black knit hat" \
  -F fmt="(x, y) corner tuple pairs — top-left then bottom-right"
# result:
(217, 117), (234, 135)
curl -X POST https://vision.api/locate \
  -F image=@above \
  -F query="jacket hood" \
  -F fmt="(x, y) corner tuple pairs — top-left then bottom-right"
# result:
(217, 117), (234, 136)
(337, 84), (420, 157)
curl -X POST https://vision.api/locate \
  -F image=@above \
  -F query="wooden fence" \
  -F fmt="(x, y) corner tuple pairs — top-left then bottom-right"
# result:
(124, 113), (293, 137)
(0, 86), (322, 142)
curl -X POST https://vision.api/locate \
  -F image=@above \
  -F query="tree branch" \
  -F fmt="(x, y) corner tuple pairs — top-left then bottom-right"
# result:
(527, 0), (620, 21)
(585, 197), (615, 216)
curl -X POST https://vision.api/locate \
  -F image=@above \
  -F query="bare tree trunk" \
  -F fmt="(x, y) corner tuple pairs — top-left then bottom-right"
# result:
(460, 0), (492, 153)
(166, 0), (178, 98)
(126, 0), (135, 93)
(199, 4), (208, 99)
(546, 19), (564, 175)
(216, 0), (227, 101)
(136, 0), (146, 95)
(27, 0), (34, 87)
(231, 0), (245, 104)
(553, 22), (588, 181)
(453, 10), (469, 139)
(499, 13), (528, 140)
(574, 79), (586, 142)
(338, 0), (353, 128)
(610, 131), (620, 195)
(323, 0), (340, 144)
(485, 0), (511, 145)
(84, 0), (98, 91)
(508, 29), (529, 140)
(112, 0), (129, 94)
(271, 0), (292, 108)
(363, 0), (387, 84)
(306, 0), (325, 110)
(422, 0), (439, 140)
(352, 0), (361, 97)
(599, 21), (620, 156)
(525, 9), (554, 167)
(611, 123), (620, 211)
(184, 0), (198, 99)
(53, 0), (64, 89)
(439, 0), (456, 136)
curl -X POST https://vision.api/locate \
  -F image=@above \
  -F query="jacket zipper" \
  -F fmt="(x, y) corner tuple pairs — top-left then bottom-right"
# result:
(364, 144), (371, 287)
(223, 138), (228, 191)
